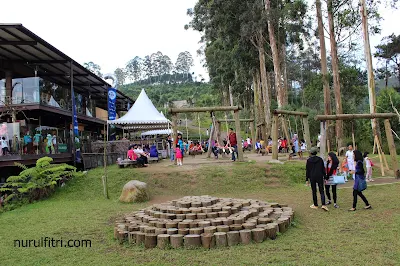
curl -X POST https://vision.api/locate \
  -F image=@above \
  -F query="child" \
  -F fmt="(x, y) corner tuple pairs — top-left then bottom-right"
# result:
(288, 143), (297, 160)
(364, 152), (374, 182)
(341, 158), (349, 182)
(300, 139), (307, 158)
(175, 144), (183, 166)
(1, 136), (9, 156)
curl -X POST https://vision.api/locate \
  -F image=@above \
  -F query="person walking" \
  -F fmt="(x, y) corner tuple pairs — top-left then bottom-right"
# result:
(175, 144), (183, 166)
(325, 152), (340, 208)
(364, 152), (374, 182)
(349, 150), (372, 211)
(1, 136), (9, 156)
(306, 147), (329, 211)
(228, 128), (238, 161)
(346, 144), (355, 180)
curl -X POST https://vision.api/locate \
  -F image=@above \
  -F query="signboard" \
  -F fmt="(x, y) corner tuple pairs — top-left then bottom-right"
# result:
(72, 89), (81, 163)
(108, 88), (117, 120)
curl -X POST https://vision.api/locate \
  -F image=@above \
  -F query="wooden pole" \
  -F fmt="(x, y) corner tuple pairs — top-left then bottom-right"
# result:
(302, 117), (311, 151)
(384, 119), (399, 177)
(234, 110), (244, 162)
(375, 135), (385, 176)
(172, 113), (178, 165)
(281, 116), (290, 143)
(103, 123), (109, 199)
(319, 121), (327, 161)
(351, 121), (356, 149)
(250, 121), (256, 152)
(272, 115), (278, 160)
(206, 113), (216, 158)
(273, 109), (308, 116)
(169, 106), (242, 114)
(316, 113), (396, 120)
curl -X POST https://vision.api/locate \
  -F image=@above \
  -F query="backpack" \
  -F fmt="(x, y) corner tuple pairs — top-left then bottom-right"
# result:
(369, 159), (374, 167)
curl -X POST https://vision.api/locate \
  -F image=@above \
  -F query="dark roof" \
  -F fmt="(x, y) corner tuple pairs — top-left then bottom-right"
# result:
(0, 23), (133, 109)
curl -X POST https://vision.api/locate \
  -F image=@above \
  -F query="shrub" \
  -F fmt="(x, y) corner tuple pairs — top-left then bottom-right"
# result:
(0, 157), (81, 208)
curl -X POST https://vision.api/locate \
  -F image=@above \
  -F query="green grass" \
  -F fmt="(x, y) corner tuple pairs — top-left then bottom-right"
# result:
(0, 161), (399, 265)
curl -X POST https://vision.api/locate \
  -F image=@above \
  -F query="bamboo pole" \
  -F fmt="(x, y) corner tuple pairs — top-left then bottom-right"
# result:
(319, 121), (327, 161)
(206, 113), (216, 158)
(351, 122), (356, 150)
(234, 110), (244, 162)
(273, 110), (308, 116)
(375, 135), (385, 176)
(316, 113), (396, 120)
(216, 119), (254, 123)
(169, 106), (242, 114)
(384, 119), (399, 177)
(272, 115), (278, 160)
(302, 117), (311, 151)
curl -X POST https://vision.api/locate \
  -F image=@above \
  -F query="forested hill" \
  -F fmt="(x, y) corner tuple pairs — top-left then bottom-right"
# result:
(119, 82), (218, 110)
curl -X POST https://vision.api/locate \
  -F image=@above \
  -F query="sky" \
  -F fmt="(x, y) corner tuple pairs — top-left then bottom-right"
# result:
(1, 0), (400, 83)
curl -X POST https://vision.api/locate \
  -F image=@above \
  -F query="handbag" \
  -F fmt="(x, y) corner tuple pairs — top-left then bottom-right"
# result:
(332, 175), (346, 184)
(357, 176), (367, 192)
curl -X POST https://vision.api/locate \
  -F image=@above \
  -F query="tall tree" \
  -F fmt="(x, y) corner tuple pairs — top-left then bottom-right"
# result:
(114, 68), (126, 86)
(126, 56), (142, 81)
(83, 61), (102, 77)
(375, 34), (400, 88)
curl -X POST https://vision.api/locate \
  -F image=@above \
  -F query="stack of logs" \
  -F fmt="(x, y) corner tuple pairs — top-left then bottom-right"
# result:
(114, 196), (294, 249)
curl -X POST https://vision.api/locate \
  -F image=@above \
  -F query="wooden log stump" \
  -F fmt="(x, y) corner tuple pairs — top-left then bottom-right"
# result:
(212, 206), (222, 212)
(233, 217), (245, 224)
(216, 225), (230, 232)
(258, 217), (273, 224)
(227, 231), (241, 246)
(269, 222), (279, 233)
(211, 220), (223, 226)
(155, 222), (166, 228)
(191, 202), (202, 208)
(207, 212), (219, 219)
(184, 234), (202, 249)
(189, 228), (204, 235)
(198, 221), (211, 228)
(201, 233), (215, 249)
(128, 232), (136, 244)
(279, 204), (288, 207)
(166, 222), (178, 229)
(277, 217), (289, 233)
(181, 209), (191, 214)
(222, 219), (233, 226)
(167, 228), (178, 235)
(196, 213), (207, 219)
(204, 226), (217, 234)
(176, 214), (186, 220)
(178, 228), (189, 235)
(269, 203), (280, 208)
(170, 234), (184, 248)
(221, 206), (232, 214)
(178, 222), (190, 229)
(229, 224), (243, 231)
(178, 202), (191, 208)
(251, 228), (265, 243)
(145, 234), (157, 249)
(144, 227), (156, 234)
(203, 207), (213, 213)
(265, 224), (278, 240)
(242, 223), (256, 230)
(139, 225), (149, 233)
(239, 229), (252, 244)
(202, 200), (212, 207)
(269, 212), (282, 220)
(218, 211), (230, 218)
(166, 214), (176, 220)
(136, 232), (146, 245)
(214, 232), (228, 247)
(155, 228), (167, 235)
(128, 225), (139, 232)
(231, 207), (239, 214)
(185, 213), (196, 220)
(189, 221), (198, 228)
(149, 221), (157, 227)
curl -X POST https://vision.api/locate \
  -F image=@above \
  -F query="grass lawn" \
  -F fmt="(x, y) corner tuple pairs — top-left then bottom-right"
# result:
(0, 160), (399, 266)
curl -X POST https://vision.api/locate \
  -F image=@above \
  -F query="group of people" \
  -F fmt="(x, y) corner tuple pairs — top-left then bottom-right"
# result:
(306, 144), (372, 212)
(126, 144), (158, 167)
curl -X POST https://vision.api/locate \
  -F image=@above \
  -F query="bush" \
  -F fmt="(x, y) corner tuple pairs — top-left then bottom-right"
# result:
(0, 157), (82, 210)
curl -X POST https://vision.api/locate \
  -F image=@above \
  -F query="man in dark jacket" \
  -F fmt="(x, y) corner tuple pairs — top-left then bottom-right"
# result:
(306, 147), (329, 211)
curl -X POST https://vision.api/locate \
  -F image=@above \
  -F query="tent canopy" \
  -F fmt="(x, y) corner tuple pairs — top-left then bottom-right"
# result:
(141, 129), (181, 137)
(108, 89), (170, 130)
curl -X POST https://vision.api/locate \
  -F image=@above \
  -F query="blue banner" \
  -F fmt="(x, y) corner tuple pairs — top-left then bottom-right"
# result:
(108, 88), (117, 120)
(71, 89), (81, 163)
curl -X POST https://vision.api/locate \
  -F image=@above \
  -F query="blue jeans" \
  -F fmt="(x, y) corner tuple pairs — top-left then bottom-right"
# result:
(231, 145), (238, 161)
(170, 148), (175, 161)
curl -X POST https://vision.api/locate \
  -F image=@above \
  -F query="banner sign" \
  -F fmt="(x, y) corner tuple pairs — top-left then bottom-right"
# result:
(72, 89), (81, 163)
(108, 88), (117, 120)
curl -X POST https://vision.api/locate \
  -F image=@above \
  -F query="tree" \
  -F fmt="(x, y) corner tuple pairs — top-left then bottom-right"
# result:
(114, 68), (127, 86)
(83, 61), (102, 77)
(175, 51), (194, 79)
(375, 34), (400, 88)
(126, 56), (142, 82)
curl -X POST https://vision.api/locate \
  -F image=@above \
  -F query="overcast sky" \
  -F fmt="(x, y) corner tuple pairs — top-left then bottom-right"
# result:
(1, 0), (400, 82)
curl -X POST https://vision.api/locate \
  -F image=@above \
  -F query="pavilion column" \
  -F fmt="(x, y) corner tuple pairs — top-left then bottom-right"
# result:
(234, 110), (244, 162)
(272, 115), (278, 160)
(384, 119), (399, 178)
(5, 71), (12, 102)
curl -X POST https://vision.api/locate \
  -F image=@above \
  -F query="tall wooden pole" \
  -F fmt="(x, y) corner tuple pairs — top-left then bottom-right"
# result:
(302, 117), (311, 152)
(207, 113), (216, 158)
(384, 119), (399, 178)
(172, 113), (178, 165)
(319, 121), (327, 161)
(361, 0), (380, 147)
(272, 115), (278, 160)
(250, 121), (256, 152)
(234, 110), (244, 162)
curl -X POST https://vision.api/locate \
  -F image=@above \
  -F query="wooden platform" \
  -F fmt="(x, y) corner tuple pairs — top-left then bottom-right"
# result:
(0, 153), (73, 167)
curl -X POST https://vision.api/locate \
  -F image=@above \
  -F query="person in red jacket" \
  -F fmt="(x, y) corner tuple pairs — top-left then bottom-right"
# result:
(228, 128), (238, 161)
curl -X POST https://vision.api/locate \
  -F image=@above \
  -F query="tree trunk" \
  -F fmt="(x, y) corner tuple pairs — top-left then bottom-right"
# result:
(360, 0), (380, 144)
(316, 0), (332, 150)
(281, 43), (289, 106)
(255, 71), (266, 138)
(258, 29), (271, 138)
(265, 0), (284, 109)
(327, 0), (344, 150)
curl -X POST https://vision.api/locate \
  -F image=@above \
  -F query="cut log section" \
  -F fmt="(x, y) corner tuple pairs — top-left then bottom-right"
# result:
(242, 223), (256, 230)
(155, 228), (167, 235)
(145, 234), (157, 249)
(214, 232), (228, 247)
(252, 228), (266, 243)
(227, 231), (241, 246)
(178, 228), (189, 235)
(201, 233), (216, 249)
(239, 229), (252, 244)
(189, 228), (204, 235)
(170, 234), (184, 248)
(136, 232), (146, 245)
(204, 226), (217, 234)
(265, 224), (278, 240)
(184, 234), (202, 249)
(216, 225), (230, 232)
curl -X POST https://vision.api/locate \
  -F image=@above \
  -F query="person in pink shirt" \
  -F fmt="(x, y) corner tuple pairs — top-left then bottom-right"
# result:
(175, 144), (183, 166)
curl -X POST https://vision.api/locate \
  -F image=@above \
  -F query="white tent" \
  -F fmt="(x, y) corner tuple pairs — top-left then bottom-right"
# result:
(107, 89), (170, 130)
(141, 129), (181, 137)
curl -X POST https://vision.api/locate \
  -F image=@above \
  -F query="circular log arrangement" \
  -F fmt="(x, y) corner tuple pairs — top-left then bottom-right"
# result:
(113, 196), (294, 249)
